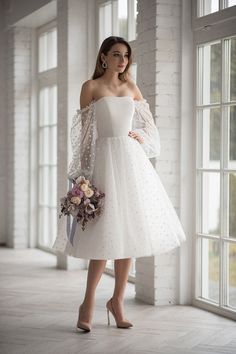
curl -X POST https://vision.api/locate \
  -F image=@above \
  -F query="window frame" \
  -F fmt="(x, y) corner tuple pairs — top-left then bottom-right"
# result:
(36, 20), (58, 252)
(97, 0), (137, 45)
(192, 0), (236, 320)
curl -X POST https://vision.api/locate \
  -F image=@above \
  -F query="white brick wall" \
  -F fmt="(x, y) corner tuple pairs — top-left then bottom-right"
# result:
(56, 0), (94, 270)
(6, 26), (31, 248)
(135, 0), (157, 305)
(135, 0), (182, 305)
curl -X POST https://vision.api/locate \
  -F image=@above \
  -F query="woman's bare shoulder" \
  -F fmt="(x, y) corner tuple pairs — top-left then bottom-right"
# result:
(80, 79), (97, 109)
(126, 79), (143, 100)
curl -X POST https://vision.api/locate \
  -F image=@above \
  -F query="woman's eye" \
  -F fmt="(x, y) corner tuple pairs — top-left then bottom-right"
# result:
(113, 54), (128, 58)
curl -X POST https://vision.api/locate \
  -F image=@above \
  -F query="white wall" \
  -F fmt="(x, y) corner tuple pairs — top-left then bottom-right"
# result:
(0, 1), (6, 244)
(6, 26), (31, 248)
(135, 0), (192, 305)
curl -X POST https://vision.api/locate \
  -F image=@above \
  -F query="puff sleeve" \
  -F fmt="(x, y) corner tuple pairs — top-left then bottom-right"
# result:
(132, 99), (161, 159)
(67, 102), (98, 181)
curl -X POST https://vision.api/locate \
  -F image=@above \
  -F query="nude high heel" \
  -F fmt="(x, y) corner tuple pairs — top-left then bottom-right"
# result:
(106, 298), (133, 328)
(76, 304), (92, 332)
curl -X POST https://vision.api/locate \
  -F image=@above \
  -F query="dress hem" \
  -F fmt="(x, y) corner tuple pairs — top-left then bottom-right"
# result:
(53, 244), (182, 260)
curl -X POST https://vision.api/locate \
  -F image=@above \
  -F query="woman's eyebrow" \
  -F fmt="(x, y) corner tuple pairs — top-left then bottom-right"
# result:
(112, 50), (129, 54)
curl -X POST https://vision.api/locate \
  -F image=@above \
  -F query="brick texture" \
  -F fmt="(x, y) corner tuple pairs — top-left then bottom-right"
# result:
(135, 0), (181, 305)
(5, 27), (31, 248)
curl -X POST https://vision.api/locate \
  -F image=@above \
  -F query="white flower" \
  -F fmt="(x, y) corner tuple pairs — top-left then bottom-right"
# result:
(71, 196), (81, 205)
(84, 188), (94, 198)
(80, 183), (89, 192)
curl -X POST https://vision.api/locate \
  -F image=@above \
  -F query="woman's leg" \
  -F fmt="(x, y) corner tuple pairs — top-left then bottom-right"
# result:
(80, 259), (107, 322)
(111, 258), (132, 320)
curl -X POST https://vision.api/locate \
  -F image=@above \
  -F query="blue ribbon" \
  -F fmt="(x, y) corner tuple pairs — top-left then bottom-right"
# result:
(66, 178), (78, 246)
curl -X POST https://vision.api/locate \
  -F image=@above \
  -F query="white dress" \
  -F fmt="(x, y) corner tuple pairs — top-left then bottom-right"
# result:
(51, 96), (186, 259)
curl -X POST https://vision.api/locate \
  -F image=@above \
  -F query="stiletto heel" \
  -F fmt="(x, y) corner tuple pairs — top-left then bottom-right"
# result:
(76, 304), (92, 332)
(107, 308), (110, 325)
(106, 298), (133, 328)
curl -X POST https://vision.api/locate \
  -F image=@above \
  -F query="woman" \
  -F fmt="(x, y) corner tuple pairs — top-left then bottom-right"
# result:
(52, 36), (186, 332)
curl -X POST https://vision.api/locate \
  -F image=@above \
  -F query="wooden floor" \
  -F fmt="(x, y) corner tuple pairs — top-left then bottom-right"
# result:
(0, 247), (236, 354)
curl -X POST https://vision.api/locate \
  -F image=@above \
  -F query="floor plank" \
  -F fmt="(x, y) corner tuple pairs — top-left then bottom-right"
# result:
(0, 247), (236, 354)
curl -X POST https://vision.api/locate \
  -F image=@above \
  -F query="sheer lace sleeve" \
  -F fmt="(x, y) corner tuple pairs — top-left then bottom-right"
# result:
(132, 99), (161, 159)
(67, 101), (98, 181)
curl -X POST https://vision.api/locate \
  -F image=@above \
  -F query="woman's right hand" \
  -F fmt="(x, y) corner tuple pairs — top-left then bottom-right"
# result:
(128, 131), (144, 144)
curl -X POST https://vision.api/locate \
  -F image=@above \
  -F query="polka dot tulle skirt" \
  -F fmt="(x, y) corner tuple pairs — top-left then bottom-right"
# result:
(52, 97), (186, 259)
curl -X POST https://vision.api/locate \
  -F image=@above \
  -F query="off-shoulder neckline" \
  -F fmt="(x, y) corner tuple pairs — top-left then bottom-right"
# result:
(77, 96), (147, 113)
(94, 95), (133, 104)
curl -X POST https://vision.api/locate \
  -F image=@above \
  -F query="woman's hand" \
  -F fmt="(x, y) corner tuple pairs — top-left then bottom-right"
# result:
(128, 131), (144, 144)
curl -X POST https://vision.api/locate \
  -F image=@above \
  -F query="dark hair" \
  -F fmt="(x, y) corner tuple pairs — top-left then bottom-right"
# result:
(91, 36), (132, 82)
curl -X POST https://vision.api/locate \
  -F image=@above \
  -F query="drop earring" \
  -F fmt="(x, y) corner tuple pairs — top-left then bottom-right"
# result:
(102, 61), (108, 69)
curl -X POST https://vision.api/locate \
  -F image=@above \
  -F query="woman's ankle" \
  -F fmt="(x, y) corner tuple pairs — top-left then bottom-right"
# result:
(111, 296), (124, 304)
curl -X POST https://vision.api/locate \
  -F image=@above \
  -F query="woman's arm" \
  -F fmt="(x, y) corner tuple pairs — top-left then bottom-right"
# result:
(128, 81), (161, 158)
(67, 81), (98, 181)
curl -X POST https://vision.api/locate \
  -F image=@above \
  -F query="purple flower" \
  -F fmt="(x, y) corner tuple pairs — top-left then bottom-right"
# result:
(71, 185), (84, 197)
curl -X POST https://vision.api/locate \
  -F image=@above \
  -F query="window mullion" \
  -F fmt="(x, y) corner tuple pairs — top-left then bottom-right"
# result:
(128, 0), (135, 41)
(112, 0), (118, 35)
(219, 37), (224, 309)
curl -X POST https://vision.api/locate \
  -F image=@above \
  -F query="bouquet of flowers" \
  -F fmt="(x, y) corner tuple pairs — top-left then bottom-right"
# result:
(59, 176), (105, 231)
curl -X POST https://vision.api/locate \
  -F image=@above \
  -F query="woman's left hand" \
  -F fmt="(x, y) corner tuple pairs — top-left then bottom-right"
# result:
(128, 131), (144, 144)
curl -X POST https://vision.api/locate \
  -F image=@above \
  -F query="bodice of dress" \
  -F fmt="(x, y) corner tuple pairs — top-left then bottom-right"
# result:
(95, 96), (135, 138)
(67, 96), (161, 181)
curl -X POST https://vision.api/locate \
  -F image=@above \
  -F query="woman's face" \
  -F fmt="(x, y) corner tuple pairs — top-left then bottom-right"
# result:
(101, 43), (129, 73)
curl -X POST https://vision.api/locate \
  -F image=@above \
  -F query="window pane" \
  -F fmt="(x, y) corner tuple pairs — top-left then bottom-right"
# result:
(202, 238), (219, 303)
(50, 207), (57, 243)
(198, 108), (221, 168)
(229, 173), (236, 238)
(229, 38), (236, 101)
(50, 86), (57, 125)
(228, 243), (236, 309)
(39, 207), (49, 245)
(224, 37), (236, 102)
(38, 84), (57, 248)
(118, 0), (128, 39)
(39, 128), (50, 165)
(38, 28), (57, 72)
(47, 29), (57, 70)
(40, 86), (57, 126)
(198, 0), (219, 17)
(39, 88), (49, 126)
(39, 166), (50, 206)
(39, 34), (47, 73)
(201, 172), (220, 235)
(99, 2), (112, 43)
(229, 106), (236, 167)
(197, 42), (221, 105)
(51, 166), (57, 208)
(50, 126), (57, 165)
(134, 0), (138, 38)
